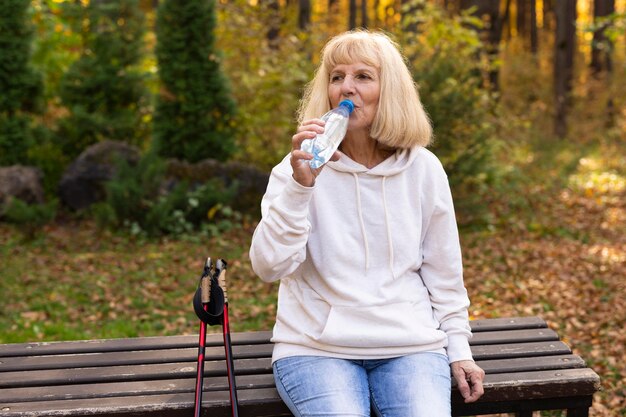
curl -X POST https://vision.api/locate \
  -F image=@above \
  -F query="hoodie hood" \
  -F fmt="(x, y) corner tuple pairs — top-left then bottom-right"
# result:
(326, 146), (420, 177)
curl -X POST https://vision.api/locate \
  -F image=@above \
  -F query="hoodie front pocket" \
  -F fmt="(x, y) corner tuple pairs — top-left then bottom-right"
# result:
(316, 301), (443, 348)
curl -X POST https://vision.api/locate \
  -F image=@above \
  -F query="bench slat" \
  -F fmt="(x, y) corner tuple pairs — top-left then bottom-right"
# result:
(470, 341), (571, 360)
(469, 328), (558, 345)
(477, 354), (586, 374)
(0, 374), (277, 403)
(468, 316), (547, 332)
(0, 388), (287, 417)
(0, 344), (274, 372)
(0, 357), (272, 389)
(464, 368), (601, 402)
(0, 331), (274, 358)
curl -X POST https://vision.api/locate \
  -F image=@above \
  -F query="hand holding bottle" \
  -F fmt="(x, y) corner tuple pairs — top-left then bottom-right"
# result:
(290, 100), (354, 187)
(290, 118), (337, 187)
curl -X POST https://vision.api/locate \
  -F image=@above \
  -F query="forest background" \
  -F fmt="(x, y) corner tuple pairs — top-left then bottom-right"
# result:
(1, 0), (625, 415)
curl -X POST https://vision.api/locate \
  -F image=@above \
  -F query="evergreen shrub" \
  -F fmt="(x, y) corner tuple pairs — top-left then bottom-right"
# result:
(153, 0), (237, 163)
(57, 0), (149, 160)
(1, 197), (58, 239)
(0, 0), (44, 165)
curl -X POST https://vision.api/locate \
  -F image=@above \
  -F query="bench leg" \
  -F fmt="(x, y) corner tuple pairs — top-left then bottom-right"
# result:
(567, 408), (590, 417)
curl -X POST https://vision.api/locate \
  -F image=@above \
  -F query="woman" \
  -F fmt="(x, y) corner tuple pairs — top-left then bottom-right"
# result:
(249, 30), (484, 416)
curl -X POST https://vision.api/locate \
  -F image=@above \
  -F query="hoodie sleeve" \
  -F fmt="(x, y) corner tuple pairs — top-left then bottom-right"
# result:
(249, 157), (314, 283)
(419, 158), (474, 364)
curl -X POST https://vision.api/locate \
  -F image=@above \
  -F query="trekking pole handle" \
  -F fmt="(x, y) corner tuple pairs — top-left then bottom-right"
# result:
(218, 270), (227, 303)
(216, 259), (228, 303)
(201, 257), (212, 304)
(201, 276), (211, 304)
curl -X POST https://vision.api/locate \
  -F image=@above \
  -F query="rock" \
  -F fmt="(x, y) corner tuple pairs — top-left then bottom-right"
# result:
(59, 141), (140, 211)
(0, 165), (45, 209)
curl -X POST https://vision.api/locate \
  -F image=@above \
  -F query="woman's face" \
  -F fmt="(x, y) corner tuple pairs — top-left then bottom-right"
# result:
(327, 62), (380, 134)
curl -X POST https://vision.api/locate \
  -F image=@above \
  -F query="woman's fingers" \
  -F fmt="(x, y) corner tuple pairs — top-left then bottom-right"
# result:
(290, 119), (326, 187)
(293, 119), (325, 149)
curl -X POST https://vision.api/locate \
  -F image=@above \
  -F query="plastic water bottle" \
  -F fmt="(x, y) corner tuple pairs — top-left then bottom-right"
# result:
(301, 99), (354, 169)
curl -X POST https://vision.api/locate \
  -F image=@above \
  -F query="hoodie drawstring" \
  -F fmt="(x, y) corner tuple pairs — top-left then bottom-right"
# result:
(381, 177), (396, 279)
(353, 173), (396, 278)
(353, 173), (370, 271)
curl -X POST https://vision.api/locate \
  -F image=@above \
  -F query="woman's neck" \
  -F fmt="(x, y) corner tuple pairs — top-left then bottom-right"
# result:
(340, 134), (395, 169)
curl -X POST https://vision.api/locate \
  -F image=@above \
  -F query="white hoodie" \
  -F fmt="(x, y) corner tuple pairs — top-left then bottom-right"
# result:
(250, 146), (473, 364)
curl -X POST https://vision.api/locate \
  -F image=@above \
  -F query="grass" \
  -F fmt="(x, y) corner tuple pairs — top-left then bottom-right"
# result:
(0, 223), (278, 343)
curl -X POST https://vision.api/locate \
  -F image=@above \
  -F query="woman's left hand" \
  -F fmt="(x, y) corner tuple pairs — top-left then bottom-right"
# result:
(451, 360), (485, 403)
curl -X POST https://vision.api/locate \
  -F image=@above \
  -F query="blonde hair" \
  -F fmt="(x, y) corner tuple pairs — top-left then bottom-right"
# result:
(298, 30), (432, 148)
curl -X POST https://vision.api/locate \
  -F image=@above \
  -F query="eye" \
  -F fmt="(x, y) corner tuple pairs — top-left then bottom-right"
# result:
(356, 73), (373, 80)
(330, 74), (344, 82)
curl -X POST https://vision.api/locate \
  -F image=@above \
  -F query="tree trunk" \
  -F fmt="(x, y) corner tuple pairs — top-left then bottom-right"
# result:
(516, 0), (527, 38)
(591, 0), (616, 127)
(460, 0), (509, 91)
(266, 0), (280, 49)
(529, 0), (538, 54)
(554, 0), (577, 138)
(298, 0), (311, 30)
(361, 0), (368, 28)
(590, 0), (615, 75)
(543, 0), (555, 30)
(490, 0), (512, 88)
(349, 0), (357, 29)
(373, 0), (380, 27)
(327, 0), (339, 28)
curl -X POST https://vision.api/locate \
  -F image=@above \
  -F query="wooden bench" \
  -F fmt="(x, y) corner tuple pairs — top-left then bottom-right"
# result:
(0, 316), (600, 417)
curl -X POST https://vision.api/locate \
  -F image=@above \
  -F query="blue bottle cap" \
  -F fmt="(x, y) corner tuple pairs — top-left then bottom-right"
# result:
(339, 99), (355, 114)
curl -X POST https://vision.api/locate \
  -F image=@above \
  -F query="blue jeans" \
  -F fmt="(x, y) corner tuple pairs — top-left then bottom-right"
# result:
(273, 352), (451, 417)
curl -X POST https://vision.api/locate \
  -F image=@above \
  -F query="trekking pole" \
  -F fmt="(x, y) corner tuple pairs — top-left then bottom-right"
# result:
(192, 258), (237, 417)
(193, 258), (212, 417)
(216, 259), (239, 417)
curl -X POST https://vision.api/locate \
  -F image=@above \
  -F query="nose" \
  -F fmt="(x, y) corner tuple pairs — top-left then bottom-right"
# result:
(340, 76), (356, 97)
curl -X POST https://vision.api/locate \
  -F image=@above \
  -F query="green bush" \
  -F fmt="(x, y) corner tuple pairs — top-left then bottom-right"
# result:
(398, 2), (501, 227)
(0, 0), (44, 166)
(153, 0), (237, 163)
(26, 130), (70, 197)
(93, 152), (238, 237)
(0, 115), (35, 166)
(57, 0), (150, 160)
(1, 197), (57, 239)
